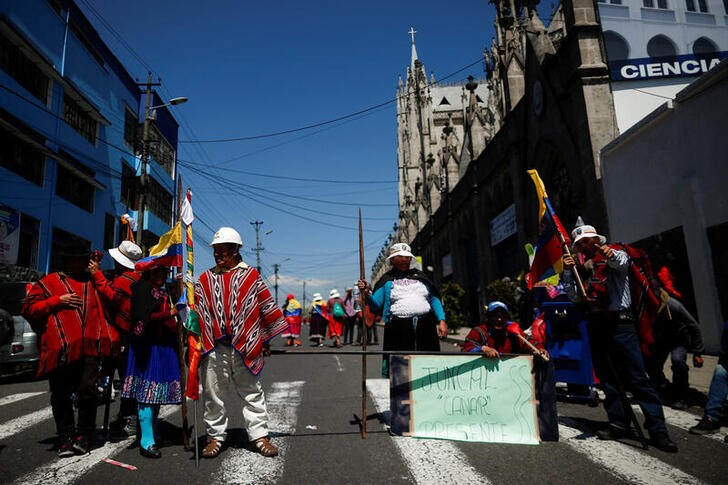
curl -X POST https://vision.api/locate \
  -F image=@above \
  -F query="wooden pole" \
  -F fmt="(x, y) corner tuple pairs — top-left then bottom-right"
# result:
(176, 177), (191, 451)
(358, 209), (367, 439)
(515, 333), (550, 362)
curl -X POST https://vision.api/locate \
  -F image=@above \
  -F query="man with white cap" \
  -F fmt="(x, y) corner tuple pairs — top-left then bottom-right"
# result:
(327, 288), (344, 348)
(88, 240), (143, 437)
(194, 227), (287, 458)
(562, 220), (677, 452)
(358, 242), (447, 376)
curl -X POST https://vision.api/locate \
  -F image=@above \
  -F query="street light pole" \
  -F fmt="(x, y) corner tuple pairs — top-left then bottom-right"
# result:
(273, 263), (280, 305)
(250, 220), (264, 273)
(136, 72), (158, 249)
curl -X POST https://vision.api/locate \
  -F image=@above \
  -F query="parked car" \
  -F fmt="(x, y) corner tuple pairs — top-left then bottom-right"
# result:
(0, 282), (39, 376)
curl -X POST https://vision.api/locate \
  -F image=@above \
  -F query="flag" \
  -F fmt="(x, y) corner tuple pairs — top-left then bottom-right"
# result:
(134, 221), (184, 271)
(180, 189), (202, 400)
(527, 170), (571, 289)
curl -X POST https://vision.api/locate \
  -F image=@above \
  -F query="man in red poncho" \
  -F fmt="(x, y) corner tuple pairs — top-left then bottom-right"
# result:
(22, 243), (119, 457)
(194, 227), (287, 459)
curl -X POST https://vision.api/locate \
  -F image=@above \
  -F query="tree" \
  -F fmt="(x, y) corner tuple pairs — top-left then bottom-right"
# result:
(440, 282), (468, 333)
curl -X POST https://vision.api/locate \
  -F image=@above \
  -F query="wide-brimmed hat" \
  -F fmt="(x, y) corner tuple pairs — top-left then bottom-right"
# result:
(571, 224), (606, 248)
(386, 242), (414, 261)
(109, 240), (142, 270)
(312, 292), (323, 302)
(329, 289), (340, 299)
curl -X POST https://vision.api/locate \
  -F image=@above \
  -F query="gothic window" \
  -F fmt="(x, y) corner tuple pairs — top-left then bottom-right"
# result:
(692, 37), (718, 54)
(647, 35), (677, 58)
(603, 31), (630, 61)
(439, 97), (450, 106)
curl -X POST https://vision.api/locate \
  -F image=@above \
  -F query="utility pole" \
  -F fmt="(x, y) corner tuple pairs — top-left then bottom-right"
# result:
(135, 72), (161, 251)
(273, 263), (280, 305)
(250, 220), (264, 273)
(302, 280), (307, 314)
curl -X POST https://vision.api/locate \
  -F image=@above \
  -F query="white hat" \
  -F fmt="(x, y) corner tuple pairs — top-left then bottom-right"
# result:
(210, 227), (243, 247)
(329, 288), (340, 299)
(571, 224), (606, 247)
(386, 242), (414, 261)
(312, 293), (323, 302)
(108, 240), (142, 270)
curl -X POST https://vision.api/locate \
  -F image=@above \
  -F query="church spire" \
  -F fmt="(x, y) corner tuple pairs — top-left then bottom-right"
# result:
(409, 26), (418, 70)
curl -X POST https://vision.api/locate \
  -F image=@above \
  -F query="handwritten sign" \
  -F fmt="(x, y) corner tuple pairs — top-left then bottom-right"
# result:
(390, 355), (539, 444)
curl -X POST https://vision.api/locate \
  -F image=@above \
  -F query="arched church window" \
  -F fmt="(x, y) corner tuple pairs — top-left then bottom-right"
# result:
(692, 37), (718, 54)
(647, 34), (677, 58)
(603, 31), (630, 61)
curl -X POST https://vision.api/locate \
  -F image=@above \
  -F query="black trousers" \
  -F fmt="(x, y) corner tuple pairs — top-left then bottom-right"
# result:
(381, 313), (440, 377)
(48, 356), (100, 439)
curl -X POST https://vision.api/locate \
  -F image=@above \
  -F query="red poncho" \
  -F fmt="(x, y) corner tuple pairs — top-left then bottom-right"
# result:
(91, 270), (142, 332)
(22, 272), (119, 376)
(195, 264), (287, 375)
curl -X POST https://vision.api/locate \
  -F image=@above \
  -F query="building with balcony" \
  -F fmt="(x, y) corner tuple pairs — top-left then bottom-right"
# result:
(0, 0), (179, 274)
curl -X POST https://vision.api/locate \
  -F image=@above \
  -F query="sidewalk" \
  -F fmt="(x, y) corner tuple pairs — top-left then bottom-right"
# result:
(445, 326), (716, 395)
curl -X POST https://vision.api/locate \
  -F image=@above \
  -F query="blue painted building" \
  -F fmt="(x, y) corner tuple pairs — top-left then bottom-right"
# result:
(0, 0), (179, 273)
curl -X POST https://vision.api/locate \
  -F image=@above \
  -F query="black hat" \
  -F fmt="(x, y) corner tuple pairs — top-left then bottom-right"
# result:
(59, 241), (91, 259)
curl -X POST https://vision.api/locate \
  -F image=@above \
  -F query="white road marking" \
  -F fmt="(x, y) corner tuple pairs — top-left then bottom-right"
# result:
(0, 392), (45, 407)
(0, 406), (53, 440)
(633, 404), (727, 444)
(217, 381), (305, 484)
(12, 405), (177, 485)
(559, 417), (703, 485)
(366, 378), (491, 485)
(334, 355), (344, 372)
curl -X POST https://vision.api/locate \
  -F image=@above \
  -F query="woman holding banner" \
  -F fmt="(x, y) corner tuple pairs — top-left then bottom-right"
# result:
(358, 242), (447, 377)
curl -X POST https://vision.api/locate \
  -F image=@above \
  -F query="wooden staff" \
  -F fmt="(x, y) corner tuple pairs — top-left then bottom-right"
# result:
(556, 229), (588, 300)
(515, 333), (550, 362)
(176, 177), (191, 451)
(358, 209), (367, 439)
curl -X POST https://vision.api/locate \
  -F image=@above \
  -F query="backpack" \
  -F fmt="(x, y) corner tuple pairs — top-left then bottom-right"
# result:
(332, 300), (345, 319)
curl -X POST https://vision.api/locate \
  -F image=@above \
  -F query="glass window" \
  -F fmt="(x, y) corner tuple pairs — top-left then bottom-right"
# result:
(104, 213), (115, 250)
(123, 107), (137, 148)
(0, 31), (49, 104)
(697, 0), (708, 11)
(146, 177), (173, 225)
(56, 164), (94, 212)
(647, 35), (677, 57)
(604, 31), (630, 61)
(120, 161), (136, 208)
(17, 212), (40, 269)
(686, 0), (696, 10)
(62, 93), (98, 144)
(0, 124), (45, 185)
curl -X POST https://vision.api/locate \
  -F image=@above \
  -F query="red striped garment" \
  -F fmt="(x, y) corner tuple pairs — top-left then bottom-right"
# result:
(195, 263), (286, 375)
(22, 272), (119, 376)
(91, 270), (142, 332)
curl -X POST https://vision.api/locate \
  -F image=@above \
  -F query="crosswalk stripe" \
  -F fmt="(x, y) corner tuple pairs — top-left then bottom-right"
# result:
(216, 381), (305, 484)
(559, 417), (702, 485)
(0, 406), (53, 440)
(12, 405), (178, 485)
(366, 378), (492, 485)
(0, 392), (45, 407)
(634, 404), (726, 444)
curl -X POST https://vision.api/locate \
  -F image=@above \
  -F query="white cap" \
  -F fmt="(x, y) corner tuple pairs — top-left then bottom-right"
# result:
(571, 224), (606, 247)
(108, 240), (142, 270)
(329, 288), (340, 299)
(210, 227), (243, 247)
(387, 242), (414, 261)
(312, 293), (323, 302)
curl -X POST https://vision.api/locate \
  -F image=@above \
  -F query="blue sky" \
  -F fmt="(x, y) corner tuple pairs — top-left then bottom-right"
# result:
(78, 0), (512, 303)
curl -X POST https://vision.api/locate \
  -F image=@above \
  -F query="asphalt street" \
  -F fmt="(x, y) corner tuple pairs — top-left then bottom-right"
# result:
(1, 339), (727, 484)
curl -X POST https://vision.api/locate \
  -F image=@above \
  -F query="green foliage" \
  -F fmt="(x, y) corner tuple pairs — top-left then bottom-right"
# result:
(440, 282), (468, 333)
(484, 277), (522, 324)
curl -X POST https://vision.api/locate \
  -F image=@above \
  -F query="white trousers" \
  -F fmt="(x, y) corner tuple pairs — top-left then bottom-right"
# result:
(201, 343), (269, 442)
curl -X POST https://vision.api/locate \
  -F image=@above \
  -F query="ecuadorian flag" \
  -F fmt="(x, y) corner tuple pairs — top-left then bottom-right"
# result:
(134, 221), (184, 271)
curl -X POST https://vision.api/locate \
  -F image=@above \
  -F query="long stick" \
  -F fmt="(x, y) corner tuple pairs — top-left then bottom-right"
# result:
(194, 399), (199, 467)
(545, 200), (588, 300)
(515, 333), (550, 362)
(176, 178), (191, 451)
(358, 209), (367, 439)
(270, 349), (516, 356)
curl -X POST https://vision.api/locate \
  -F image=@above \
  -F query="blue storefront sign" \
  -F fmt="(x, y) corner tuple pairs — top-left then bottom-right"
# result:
(609, 51), (728, 81)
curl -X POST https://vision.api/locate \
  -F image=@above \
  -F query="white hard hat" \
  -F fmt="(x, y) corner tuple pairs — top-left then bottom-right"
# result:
(210, 227), (243, 247)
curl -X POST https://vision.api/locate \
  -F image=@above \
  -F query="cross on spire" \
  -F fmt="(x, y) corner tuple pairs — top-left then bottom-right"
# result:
(408, 27), (417, 44)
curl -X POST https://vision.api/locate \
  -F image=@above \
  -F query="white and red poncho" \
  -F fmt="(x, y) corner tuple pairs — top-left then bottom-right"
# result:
(195, 262), (287, 375)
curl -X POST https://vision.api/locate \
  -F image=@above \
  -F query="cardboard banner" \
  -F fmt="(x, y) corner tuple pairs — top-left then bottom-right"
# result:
(390, 354), (540, 445)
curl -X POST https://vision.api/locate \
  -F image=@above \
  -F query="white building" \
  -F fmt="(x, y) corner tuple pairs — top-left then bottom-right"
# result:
(598, 0), (728, 131)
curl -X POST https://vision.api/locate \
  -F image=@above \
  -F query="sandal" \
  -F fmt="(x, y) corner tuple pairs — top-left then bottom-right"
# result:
(253, 437), (279, 457)
(202, 438), (223, 458)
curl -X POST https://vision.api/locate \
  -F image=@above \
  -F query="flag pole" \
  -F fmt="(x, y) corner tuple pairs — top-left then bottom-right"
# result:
(545, 200), (588, 299)
(176, 177), (191, 451)
(358, 209), (367, 439)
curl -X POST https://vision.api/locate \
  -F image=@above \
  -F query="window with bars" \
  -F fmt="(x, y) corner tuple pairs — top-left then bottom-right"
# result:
(0, 124), (45, 185)
(62, 93), (98, 144)
(123, 107), (137, 148)
(56, 164), (94, 212)
(146, 178), (173, 225)
(0, 31), (50, 104)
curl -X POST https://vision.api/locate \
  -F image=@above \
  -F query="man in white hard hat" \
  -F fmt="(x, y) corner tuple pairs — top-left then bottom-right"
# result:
(88, 240), (143, 438)
(195, 227), (287, 458)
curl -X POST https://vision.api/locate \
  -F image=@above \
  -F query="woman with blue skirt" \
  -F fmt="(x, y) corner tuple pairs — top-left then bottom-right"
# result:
(122, 264), (181, 458)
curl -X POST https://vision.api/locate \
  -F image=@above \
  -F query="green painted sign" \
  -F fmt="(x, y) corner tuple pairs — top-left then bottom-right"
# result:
(408, 355), (539, 444)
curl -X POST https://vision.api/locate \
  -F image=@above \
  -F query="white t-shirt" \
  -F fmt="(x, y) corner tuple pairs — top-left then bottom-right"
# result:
(389, 278), (431, 318)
